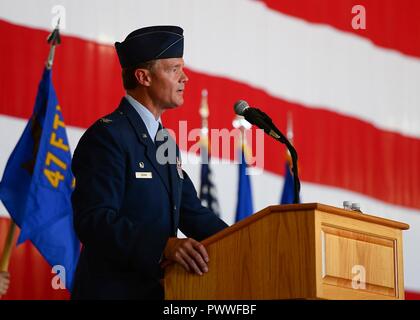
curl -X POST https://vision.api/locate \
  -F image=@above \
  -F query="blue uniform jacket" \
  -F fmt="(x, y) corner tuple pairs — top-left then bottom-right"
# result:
(71, 98), (228, 299)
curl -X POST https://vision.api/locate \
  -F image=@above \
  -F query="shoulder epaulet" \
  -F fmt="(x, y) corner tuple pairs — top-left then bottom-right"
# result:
(97, 110), (125, 125)
(99, 117), (113, 124)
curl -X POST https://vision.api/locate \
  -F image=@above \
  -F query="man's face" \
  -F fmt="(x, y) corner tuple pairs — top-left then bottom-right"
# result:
(148, 58), (188, 110)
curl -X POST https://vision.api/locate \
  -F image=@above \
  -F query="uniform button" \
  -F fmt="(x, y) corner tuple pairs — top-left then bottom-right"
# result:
(173, 205), (177, 211)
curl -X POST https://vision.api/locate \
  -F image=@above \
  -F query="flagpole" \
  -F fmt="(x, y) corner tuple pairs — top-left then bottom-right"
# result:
(199, 89), (209, 156)
(232, 112), (252, 163)
(233, 113), (254, 222)
(272, 120), (300, 203)
(285, 111), (294, 160)
(287, 111), (293, 142)
(0, 222), (16, 272)
(46, 19), (61, 69)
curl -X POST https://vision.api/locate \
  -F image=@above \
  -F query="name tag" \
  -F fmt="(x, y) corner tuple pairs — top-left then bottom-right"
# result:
(135, 171), (152, 179)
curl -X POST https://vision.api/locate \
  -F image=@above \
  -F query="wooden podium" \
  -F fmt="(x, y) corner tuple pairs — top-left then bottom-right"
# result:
(164, 203), (409, 300)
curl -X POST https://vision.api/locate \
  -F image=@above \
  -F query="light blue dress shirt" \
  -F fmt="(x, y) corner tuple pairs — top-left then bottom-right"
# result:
(125, 94), (161, 143)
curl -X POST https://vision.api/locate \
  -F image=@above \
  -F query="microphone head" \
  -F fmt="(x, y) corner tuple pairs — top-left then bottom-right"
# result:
(233, 100), (249, 116)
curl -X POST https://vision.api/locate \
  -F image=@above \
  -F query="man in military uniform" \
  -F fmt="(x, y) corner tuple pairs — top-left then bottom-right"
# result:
(71, 26), (228, 299)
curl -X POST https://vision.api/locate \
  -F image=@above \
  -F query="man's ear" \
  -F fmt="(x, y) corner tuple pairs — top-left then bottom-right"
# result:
(134, 68), (152, 86)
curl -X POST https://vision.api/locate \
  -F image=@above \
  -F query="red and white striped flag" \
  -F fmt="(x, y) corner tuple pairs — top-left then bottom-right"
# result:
(0, 0), (419, 299)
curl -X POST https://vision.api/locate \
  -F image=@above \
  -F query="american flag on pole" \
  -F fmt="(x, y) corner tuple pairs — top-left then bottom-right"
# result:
(199, 157), (221, 218)
(198, 89), (221, 217)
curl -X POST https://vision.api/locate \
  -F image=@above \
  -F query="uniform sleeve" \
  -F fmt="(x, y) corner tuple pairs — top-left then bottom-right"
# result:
(178, 171), (228, 241)
(71, 123), (166, 277)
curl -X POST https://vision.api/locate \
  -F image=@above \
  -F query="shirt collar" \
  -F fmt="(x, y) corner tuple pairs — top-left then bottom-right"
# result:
(125, 94), (161, 142)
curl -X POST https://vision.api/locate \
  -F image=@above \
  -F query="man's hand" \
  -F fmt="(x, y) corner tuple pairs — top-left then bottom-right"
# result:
(0, 271), (10, 297)
(162, 237), (209, 275)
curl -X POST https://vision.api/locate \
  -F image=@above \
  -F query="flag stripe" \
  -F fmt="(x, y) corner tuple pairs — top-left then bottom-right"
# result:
(1, 0), (420, 137)
(0, 20), (419, 211)
(262, 0), (420, 59)
(1, 116), (420, 293)
(0, 144), (420, 292)
(1, 0), (420, 298)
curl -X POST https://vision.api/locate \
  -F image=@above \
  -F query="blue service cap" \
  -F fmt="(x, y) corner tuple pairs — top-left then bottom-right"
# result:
(115, 25), (184, 68)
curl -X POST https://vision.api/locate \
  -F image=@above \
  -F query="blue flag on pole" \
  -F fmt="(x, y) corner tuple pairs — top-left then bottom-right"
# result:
(235, 148), (254, 222)
(280, 161), (295, 204)
(280, 112), (300, 204)
(280, 155), (300, 204)
(0, 68), (80, 291)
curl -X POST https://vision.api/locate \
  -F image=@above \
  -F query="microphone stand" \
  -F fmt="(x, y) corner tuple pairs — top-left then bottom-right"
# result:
(258, 111), (301, 204)
(274, 130), (300, 204)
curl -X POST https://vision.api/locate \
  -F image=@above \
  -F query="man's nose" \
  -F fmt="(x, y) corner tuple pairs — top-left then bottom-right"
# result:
(181, 70), (189, 83)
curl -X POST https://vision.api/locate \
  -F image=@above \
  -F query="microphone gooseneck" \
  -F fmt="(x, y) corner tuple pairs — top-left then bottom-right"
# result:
(233, 100), (301, 204)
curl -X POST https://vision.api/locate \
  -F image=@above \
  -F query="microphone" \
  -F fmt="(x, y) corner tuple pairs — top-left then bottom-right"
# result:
(234, 100), (283, 141)
(233, 100), (301, 204)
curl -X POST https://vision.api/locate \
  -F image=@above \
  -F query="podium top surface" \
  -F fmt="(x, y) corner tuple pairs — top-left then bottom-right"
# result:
(203, 203), (409, 246)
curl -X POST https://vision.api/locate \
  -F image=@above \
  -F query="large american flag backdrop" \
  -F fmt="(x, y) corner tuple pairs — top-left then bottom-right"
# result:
(0, 0), (419, 299)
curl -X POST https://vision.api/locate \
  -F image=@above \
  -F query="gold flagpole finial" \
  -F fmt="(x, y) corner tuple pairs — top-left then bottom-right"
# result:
(199, 89), (210, 162)
(199, 89), (209, 139)
(287, 111), (294, 143)
(232, 107), (252, 165)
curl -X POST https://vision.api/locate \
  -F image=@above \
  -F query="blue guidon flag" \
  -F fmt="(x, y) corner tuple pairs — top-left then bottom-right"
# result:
(235, 147), (254, 222)
(0, 68), (80, 292)
(280, 153), (300, 205)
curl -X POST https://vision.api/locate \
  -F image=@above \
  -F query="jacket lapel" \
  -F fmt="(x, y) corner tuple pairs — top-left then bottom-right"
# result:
(168, 144), (182, 233)
(120, 98), (171, 195)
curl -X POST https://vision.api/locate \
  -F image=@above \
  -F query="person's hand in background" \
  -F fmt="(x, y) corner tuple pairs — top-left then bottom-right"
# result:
(0, 271), (10, 298)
